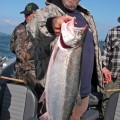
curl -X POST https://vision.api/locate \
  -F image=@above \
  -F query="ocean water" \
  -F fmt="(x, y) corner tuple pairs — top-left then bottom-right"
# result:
(0, 34), (104, 58)
(99, 41), (104, 51)
(0, 34), (15, 58)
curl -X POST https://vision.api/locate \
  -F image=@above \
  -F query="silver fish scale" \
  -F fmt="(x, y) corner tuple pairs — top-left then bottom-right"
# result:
(62, 47), (82, 120)
(46, 46), (83, 120)
(46, 22), (88, 120)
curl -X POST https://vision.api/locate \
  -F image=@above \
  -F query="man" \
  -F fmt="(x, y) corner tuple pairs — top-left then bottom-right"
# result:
(27, 0), (110, 119)
(10, 3), (44, 99)
(101, 16), (120, 117)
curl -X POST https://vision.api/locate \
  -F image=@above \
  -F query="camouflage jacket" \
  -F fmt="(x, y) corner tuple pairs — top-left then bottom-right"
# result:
(10, 22), (35, 76)
(27, 1), (104, 91)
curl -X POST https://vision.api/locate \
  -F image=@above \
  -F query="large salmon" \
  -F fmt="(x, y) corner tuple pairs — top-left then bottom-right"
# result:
(45, 18), (88, 120)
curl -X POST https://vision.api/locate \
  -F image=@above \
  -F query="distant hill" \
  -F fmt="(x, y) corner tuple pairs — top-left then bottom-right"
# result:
(0, 32), (10, 36)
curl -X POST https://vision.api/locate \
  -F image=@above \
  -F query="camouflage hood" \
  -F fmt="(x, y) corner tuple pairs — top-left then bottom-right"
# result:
(45, 0), (90, 15)
(45, 0), (59, 5)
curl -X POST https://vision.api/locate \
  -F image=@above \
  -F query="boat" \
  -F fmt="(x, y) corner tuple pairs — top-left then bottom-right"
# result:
(0, 57), (39, 120)
(0, 57), (120, 120)
(0, 57), (16, 84)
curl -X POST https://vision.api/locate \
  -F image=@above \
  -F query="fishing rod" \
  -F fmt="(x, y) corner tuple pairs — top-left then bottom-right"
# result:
(0, 75), (26, 84)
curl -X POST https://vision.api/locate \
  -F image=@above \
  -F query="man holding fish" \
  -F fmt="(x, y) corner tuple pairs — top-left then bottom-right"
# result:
(27, 0), (111, 119)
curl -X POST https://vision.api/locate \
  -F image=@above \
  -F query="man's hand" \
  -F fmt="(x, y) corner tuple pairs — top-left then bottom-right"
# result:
(52, 15), (73, 36)
(102, 67), (111, 84)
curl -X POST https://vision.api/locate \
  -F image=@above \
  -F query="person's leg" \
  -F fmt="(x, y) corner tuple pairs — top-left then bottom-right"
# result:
(101, 78), (120, 118)
(71, 96), (89, 120)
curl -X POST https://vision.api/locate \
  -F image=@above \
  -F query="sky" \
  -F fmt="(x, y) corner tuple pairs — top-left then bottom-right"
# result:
(0, 0), (120, 40)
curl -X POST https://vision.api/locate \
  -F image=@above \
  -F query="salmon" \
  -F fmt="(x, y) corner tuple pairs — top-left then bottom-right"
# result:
(45, 18), (88, 120)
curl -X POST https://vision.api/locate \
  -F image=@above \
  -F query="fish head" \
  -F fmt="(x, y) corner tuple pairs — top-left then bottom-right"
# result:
(74, 24), (88, 46)
(61, 18), (88, 48)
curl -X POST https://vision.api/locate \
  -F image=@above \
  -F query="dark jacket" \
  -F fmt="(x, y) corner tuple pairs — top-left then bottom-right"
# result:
(10, 21), (35, 80)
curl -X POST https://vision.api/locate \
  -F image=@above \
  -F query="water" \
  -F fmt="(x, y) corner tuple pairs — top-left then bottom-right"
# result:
(99, 41), (104, 51)
(0, 34), (15, 58)
(0, 34), (104, 58)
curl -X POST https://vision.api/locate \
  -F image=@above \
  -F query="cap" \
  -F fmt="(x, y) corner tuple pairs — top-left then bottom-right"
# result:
(20, 3), (39, 15)
(117, 17), (120, 23)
